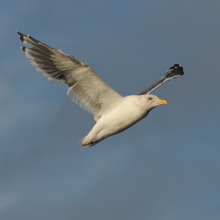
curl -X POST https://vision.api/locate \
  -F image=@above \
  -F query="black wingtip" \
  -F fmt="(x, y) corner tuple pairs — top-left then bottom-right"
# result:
(16, 31), (22, 36)
(160, 64), (184, 81)
(16, 31), (25, 42)
(167, 64), (184, 77)
(20, 46), (26, 51)
(169, 64), (184, 75)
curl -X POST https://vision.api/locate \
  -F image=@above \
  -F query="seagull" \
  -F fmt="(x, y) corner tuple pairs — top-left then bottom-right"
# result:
(16, 31), (184, 148)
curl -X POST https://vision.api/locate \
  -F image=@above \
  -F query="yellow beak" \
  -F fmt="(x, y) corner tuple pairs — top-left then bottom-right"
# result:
(157, 100), (167, 105)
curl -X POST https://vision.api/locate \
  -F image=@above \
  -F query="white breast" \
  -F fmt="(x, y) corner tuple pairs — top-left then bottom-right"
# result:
(83, 96), (149, 144)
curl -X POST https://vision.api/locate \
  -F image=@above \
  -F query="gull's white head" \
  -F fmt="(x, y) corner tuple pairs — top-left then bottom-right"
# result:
(144, 94), (167, 110)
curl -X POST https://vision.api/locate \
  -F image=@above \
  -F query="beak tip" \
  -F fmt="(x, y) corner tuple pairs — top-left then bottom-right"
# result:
(157, 100), (167, 105)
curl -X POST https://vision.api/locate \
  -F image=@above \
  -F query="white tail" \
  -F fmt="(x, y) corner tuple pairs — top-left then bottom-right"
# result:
(79, 137), (99, 148)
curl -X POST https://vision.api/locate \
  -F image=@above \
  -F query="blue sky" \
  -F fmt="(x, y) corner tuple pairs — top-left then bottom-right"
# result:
(0, 0), (220, 219)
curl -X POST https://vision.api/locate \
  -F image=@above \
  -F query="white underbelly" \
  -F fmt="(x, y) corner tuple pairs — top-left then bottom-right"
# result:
(94, 100), (148, 139)
(82, 95), (150, 145)
(105, 110), (143, 132)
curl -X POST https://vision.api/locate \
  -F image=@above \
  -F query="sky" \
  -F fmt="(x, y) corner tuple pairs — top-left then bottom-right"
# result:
(1, 0), (220, 219)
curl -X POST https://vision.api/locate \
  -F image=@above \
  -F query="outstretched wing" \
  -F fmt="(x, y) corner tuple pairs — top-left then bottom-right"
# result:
(17, 32), (123, 121)
(139, 64), (184, 95)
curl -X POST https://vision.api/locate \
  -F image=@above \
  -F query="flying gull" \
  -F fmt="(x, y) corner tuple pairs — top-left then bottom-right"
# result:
(16, 31), (184, 148)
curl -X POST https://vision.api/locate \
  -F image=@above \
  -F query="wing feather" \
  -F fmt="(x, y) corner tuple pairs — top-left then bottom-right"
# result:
(139, 64), (184, 95)
(17, 32), (123, 121)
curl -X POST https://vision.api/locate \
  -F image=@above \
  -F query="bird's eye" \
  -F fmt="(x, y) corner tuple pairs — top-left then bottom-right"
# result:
(148, 97), (152, 100)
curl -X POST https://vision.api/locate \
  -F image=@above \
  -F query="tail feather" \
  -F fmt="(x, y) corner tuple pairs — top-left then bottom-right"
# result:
(79, 137), (99, 148)
(79, 137), (86, 148)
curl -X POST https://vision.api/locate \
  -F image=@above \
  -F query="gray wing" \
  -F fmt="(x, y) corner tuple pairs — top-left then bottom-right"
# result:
(139, 64), (184, 95)
(17, 31), (123, 121)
